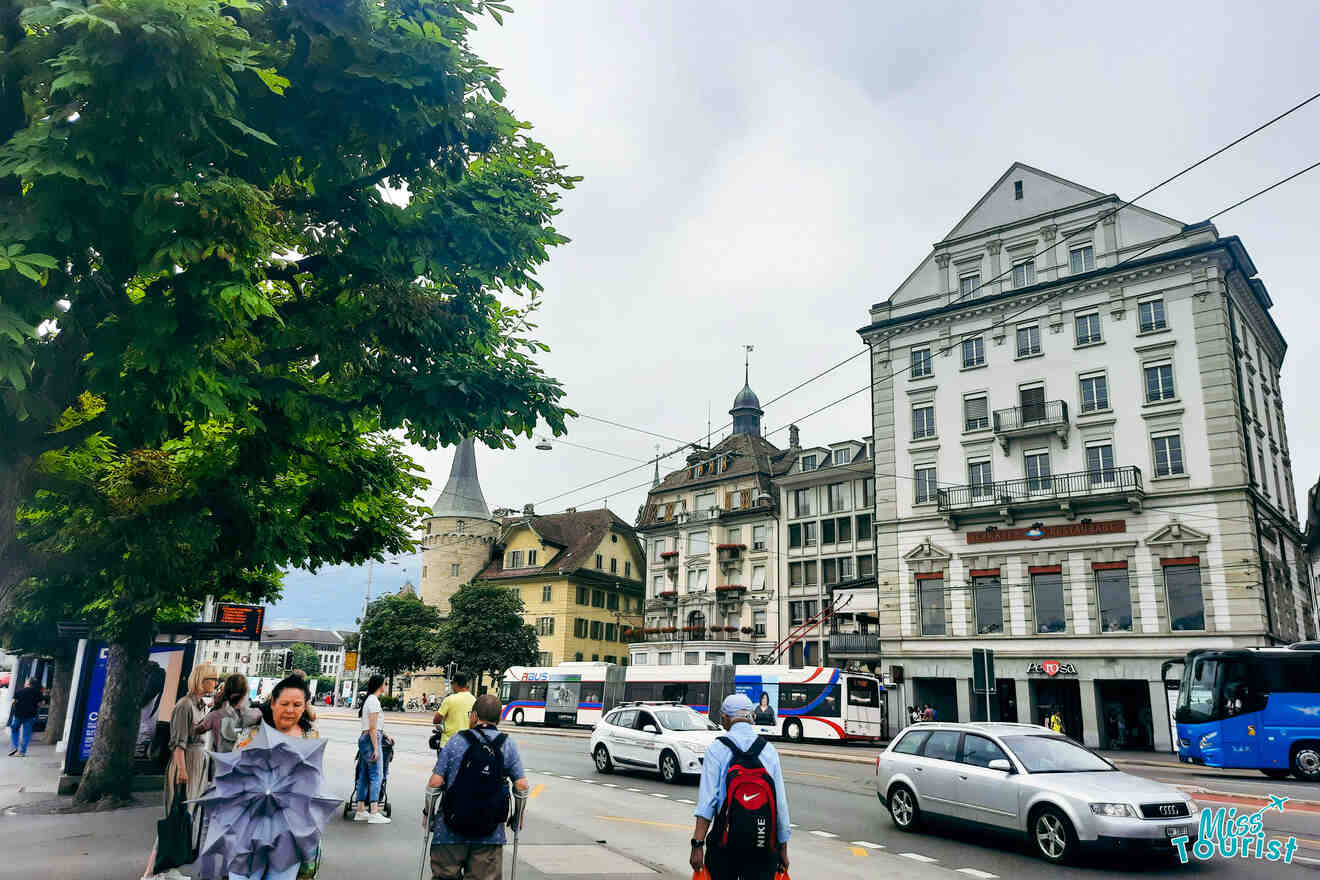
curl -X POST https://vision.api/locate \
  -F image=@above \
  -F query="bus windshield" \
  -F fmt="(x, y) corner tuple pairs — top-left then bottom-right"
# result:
(1177, 655), (1217, 723)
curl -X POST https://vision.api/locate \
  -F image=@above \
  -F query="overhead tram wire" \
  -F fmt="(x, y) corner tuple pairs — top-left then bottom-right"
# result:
(535, 91), (1320, 511)
(557, 157), (1320, 515)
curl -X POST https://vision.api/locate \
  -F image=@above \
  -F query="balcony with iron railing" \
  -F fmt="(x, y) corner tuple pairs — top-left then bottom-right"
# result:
(828, 632), (880, 655)
(936, 465), (1144, 528)
(993, 400), (1069, 453)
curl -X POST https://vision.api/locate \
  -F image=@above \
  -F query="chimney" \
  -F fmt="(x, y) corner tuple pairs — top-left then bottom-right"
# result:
(523, 503), (535, 515)
(788, 424), (800, 449)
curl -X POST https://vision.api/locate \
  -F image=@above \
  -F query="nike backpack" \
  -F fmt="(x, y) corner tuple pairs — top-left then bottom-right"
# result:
(712, 736), (779, 857)
(441, 729), (510, 837)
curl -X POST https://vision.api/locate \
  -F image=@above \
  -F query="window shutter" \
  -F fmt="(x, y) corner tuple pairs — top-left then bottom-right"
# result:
(965, 396), (987, 421)
(741, 489), (752, 508)
(725, 492), (735, 509)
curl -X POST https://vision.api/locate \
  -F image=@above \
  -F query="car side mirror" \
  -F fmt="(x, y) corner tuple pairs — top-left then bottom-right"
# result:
(643, 725), (659, 735)
(987, 758), (1013, 773)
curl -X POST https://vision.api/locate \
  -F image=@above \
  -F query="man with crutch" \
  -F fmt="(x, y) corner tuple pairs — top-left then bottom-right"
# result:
(422, 693), (530, 879)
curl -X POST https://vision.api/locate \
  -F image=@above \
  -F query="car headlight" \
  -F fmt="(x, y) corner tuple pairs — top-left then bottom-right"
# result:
(1186, 799), (1200, 815)
(1090, 803), (1140, 818)
(676, 739), (707, 753)
(1199, 733), (1217, 749)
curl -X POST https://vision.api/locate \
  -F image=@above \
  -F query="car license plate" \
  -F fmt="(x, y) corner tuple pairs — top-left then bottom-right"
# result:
(1165, 825), (1191, 839)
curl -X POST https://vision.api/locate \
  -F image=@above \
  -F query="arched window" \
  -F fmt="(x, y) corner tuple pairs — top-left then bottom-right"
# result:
(456, 520), (465, 534)
(687, 611), (705, 633)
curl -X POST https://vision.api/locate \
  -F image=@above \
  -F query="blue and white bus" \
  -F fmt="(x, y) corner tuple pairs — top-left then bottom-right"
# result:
(1174, 645), (1320, 780)
(499, 661), (885, 742)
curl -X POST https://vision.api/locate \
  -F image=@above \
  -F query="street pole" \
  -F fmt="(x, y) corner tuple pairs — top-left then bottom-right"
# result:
(351, 559), (375, 708)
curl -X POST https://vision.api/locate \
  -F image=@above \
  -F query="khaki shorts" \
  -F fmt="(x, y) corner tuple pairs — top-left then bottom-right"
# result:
(431, 843), (502, 880)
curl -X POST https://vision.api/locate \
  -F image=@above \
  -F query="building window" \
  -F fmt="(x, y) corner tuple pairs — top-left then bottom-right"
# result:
(862, 477), (874, 508)
(695, 492), (715, 515)
(1069, 245), (1094, 274)
(609, 558), (618, 573)
(590, 620), (603, 640)
(837, 516), (852, 542)
(912, 405), (936, 440)
(1079, 372), (1109, 412)
(919, 576), (945, 636)
(803, 521), (817, 547)
(1086, 442), (1115, 485)
(1138, 298), (1167, 333)
(689, 530), (709, 555)
(507, 550), (523, 568)
(856, 513), (871, 540)
(1075, 312), (1102, 346)
(839, 557), (855, 580)
(527, 549), (538, 566)
(752, 524), (768, 551)
(574, 618), (588, 638)
(751, 565), (766, 590)
(607, 592), (619, 611)
(833, 448), (851, 466)
(686, 567), (708, 592)
(624, 561), (631, 577)
(1014, 179), (1023, 199)
(858, 554), (874, 577)
(421, 565), (427, 579)
(605, 623), (617, 642)
(542, 585), (552, 602)
(577, 586), (590, 605)
(1144, 362), (1175, 402)
(792, 488), (813, 517)
(799, 454), (817, 471)
(651, 575), (664, 596)
(537, 617), (555, 636)
(911, 347), (933, 378)
(973, 574), (1003, 634)
(1165, 563), (1205, 631)
(652, 539), (666, 562)
(827, 482), (849, 512)
(1016, 324), (1042, 358)
(964, 394), (989, 432)
(1096, 566), (1133, 633)
(959, 272), (981, 299)
(1152, 433), (1185, 477)
(753, 610), (767, 637)
(962, 336), (985, 368)
(914, 466), (937, 504)
(788, 524), (801, 549)
(1032, 571), (1066, 634)
(822, 519), (836, 544)
(804, 561), (817, 586)
(450, 564), (460, 577)
(592, 589), (605, 608)
(1024, 449), (1052, 492)
(789, 562), (803, 587)
(968, 460), (993, 498)
(1012, 259), (1035, 288)
(726, 526), (742, 546)
(822, 558), (838, 585)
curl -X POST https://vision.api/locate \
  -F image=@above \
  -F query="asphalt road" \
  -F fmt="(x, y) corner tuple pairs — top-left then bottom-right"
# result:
(318, 714), (1320, 879)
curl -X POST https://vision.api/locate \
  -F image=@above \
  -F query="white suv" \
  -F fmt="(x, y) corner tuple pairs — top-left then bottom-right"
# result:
(590, 702), (722, 783)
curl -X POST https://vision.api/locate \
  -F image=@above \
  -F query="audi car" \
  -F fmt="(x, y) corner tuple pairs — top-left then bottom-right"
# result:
(590, 702), (722, 783)
(875, 722), (1200, 864)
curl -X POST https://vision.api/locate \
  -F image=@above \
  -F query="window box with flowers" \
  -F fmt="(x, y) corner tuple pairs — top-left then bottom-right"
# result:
(658, 590), (678, 601)
(716, 543), (746, 559)
(715, 584), (746, 595)
(741, 626), (755, 636)
(661, 626), (678, 634)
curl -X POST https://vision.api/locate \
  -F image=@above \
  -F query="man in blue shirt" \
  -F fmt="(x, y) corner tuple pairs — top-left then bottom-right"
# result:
(690, 693), (791, 880)
(426, 693), (529, 880)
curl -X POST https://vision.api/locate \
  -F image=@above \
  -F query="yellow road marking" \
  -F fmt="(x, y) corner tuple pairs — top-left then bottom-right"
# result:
(850, 846), (868, 857)
(595, 815), (689, 830)
(785, 769), (844, 781)
(528, 784), (545, 799)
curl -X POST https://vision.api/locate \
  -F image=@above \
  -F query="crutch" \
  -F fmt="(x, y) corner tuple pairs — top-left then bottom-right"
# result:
(419, 786), (442, 880)
(508, 787), (529, 880)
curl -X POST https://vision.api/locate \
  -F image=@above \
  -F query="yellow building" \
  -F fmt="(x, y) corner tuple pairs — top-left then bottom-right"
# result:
(474, 508), (646, 665)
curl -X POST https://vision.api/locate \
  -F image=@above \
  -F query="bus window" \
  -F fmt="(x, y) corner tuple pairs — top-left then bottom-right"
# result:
(1177, 656), (1217, 723)
(1262, 655), (1318, 693)
(779, 684), (841, 717)
(847, 677), (880, 707)
(528, 683), (547, 702)
(1218, 660), (1251, 718)
(500, 682), (513, 702)
(624, 682), (660, 702)
(660, 682), (708, 706)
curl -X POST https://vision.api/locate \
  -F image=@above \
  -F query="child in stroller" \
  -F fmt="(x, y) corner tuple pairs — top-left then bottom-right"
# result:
(344, 733), (394, 819)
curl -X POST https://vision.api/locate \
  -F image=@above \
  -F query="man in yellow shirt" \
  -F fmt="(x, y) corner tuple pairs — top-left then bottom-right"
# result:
(434, 673), (475, 748)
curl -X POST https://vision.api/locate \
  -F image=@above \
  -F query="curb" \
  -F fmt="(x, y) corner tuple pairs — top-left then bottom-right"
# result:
(1176, 786), (1320, 812)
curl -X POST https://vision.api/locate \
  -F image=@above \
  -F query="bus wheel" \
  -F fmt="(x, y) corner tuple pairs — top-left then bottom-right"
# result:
(783, 719), (804, 743)
(1260, 768), (1291, 780)
(512, 708), (525, 726)
(1292, 743), (1320, 781)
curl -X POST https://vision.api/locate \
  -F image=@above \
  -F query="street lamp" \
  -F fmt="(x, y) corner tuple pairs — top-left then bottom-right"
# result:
(535, 436), (554, 451)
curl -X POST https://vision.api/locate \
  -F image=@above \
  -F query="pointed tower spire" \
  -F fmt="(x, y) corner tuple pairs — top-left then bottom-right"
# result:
(730, 345), (763, 437)
(431, 437), (491, 519)
(652, 444), (661, 487)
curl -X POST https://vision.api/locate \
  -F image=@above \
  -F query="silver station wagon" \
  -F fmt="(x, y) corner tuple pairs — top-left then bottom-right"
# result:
(875, 722), (1200, 864)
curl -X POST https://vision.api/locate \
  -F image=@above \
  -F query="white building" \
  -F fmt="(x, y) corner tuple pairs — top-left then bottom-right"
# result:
(254, 628), (346, 680)
(852, 163), (1315, 750)
(195, 637), (258, 679)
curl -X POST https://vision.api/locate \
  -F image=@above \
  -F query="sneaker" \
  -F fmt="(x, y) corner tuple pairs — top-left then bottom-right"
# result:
(366, 812), (391, 824)
(6, 749), (15, 756)
(165, 870), (190, 880)
(352, 811), (369, 822)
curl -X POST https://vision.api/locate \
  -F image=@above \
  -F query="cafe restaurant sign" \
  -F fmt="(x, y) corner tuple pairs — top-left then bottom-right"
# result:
(967, 519), (1126, 545)
(1027, 660), (1078, 676)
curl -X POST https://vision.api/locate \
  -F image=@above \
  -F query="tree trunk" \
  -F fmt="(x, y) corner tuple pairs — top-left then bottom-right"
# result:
(74, 627), (151, 804)
(44, 642), (75, 745)
(387, 671), (394, 698)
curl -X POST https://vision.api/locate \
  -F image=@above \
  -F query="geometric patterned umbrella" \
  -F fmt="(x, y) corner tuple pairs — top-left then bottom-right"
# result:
(190, 724), (341, 879)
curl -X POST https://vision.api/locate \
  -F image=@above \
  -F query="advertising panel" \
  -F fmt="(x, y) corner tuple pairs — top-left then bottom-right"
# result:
(734, 673), (779, 734)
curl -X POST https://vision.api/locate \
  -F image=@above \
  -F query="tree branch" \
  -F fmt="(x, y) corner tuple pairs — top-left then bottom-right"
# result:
(33, 413), (107, 456)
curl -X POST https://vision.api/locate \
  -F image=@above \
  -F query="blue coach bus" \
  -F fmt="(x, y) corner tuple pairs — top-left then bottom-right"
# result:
(1174, 645), (1320, 781)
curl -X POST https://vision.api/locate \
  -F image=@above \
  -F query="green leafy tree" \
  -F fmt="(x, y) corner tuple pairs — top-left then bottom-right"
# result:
(359, 591), (443, 695)
(0, 0), (574, 802)
(287, 643), (321, 677)
(438, 583), (537, 688)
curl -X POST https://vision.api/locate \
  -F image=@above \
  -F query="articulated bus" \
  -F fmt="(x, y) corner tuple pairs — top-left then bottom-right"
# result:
(498, 662), (884, 742)
(1173, 645), (1320, 781)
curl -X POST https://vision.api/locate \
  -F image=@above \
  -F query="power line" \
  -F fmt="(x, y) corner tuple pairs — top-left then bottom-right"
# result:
(539, 92), (1320, 511)
(576, 414), (686, 443)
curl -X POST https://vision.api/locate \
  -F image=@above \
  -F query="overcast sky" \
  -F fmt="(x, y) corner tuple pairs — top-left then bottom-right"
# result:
(268, 0), (1320, 631)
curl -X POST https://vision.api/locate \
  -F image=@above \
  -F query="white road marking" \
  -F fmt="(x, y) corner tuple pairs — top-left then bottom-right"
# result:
(677, 798), (695, 805)
(899, 853), (938, 863)
(956, 870), (997, 879)
(651, 793), (669, 798)
(559, 775), (576, 780)
(789, 823), (799, 828)
(627, 788), (644, 792)
(578, 779), (595, 785)
(809, 830), (839, 839)
(850, 841), (884, 849)
(601, 783), (618, 788)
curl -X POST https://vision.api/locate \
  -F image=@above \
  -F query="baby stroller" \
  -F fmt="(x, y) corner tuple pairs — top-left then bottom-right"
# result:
(344, 734), (394, 819)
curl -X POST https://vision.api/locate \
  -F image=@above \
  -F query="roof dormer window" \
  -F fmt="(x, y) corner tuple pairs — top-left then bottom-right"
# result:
(1014, 180), (1023, 200)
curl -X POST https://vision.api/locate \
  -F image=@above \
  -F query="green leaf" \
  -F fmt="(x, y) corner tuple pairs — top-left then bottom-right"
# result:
(255, 67), (290, 96)
(225, 116), (277, 146)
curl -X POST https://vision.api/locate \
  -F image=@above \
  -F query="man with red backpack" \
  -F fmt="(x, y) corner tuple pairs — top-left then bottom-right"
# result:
(690, 693), (791, 880)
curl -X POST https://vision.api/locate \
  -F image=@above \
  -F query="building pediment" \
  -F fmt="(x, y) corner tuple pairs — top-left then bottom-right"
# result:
(1145, 519), (1211, 546)
(904, 538), (953, 563)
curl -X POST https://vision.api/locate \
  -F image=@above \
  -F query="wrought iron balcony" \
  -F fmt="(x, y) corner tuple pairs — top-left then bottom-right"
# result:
(829, 632), (880, 655)
(993, 400), (1070, 452)
(937, 465), (1144, 528)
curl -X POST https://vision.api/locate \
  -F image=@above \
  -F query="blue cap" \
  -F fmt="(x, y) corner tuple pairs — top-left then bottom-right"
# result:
(721, 693), (755, 719)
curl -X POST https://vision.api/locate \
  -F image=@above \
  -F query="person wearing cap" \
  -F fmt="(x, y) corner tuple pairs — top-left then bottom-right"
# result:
(689, 693), (791, 880)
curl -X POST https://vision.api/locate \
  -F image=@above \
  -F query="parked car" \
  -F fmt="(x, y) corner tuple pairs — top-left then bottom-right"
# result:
(590, 701), (722, 783)
(875, 722), (1200, 864)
